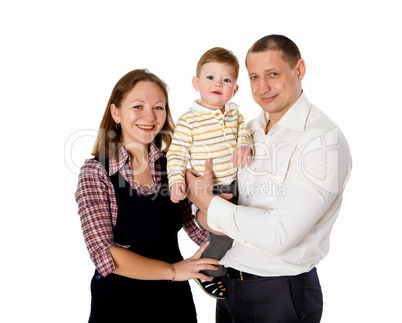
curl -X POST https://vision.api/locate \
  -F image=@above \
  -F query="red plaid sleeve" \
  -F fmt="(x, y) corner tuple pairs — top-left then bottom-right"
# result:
(180, 198), (209, 246)
(75, 159), (128, 277)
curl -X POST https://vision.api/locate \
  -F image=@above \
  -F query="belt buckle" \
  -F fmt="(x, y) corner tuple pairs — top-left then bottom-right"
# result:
(239, 271), (243, 281)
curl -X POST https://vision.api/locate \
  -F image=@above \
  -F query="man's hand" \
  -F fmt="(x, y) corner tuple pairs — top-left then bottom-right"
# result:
(186, 159), (235, 235)
(195, 192), (233, 236)
(185, 159), (214, 212)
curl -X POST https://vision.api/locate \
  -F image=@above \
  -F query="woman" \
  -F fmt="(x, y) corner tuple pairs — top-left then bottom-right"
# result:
(75, 69), (219, 322)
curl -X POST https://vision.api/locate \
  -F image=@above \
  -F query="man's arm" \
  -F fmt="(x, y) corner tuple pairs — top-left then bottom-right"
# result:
(186, 132), (352, 254)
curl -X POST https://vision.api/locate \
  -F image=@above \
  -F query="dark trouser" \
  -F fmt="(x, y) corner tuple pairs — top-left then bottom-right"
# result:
(216, 267), (323, 323)
(201, 181), (238, 277)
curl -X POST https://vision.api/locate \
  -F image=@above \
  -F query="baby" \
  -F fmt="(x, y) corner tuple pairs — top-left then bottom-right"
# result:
(167, 47), (253, 299)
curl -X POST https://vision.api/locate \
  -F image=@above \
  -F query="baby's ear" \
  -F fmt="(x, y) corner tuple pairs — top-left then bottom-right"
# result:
(232, 84), (239, 97)
(192, 76), (199, 91)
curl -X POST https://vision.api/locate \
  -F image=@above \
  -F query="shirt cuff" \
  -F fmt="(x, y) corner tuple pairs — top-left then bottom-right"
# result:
(92, 248), (116, 277)
(168, 174), (185, 188)
(191, 203), (199, 215)
(91, 243), (130, 277)
(207, 196), (236, 233)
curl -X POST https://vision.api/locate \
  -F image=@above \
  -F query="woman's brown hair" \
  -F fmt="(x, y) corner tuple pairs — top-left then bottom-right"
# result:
(92, 69), (175, 158)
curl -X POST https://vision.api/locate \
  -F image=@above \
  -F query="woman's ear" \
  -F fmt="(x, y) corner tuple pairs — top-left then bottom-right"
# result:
(110, 103), (121, 124)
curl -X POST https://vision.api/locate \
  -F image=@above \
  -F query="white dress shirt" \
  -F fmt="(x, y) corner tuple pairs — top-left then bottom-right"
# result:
(207, 92), (352, 276)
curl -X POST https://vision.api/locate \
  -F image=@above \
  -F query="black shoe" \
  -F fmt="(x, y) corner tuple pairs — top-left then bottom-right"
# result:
(194, 277), (227, 299)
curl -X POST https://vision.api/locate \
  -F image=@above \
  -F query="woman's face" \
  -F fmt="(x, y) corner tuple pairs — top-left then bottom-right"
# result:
(111, 81), (167, 148)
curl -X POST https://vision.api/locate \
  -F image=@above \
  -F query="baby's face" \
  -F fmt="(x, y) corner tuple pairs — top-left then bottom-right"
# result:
(193, 62), (238, 111)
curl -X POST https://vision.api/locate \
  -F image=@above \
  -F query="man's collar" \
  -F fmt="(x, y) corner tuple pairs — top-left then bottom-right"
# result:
(278, 92), (311, 131)
(258, 92), (311, 132)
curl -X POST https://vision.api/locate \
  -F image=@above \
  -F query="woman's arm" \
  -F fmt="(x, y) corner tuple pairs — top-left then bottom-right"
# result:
(76, 160), (218, 281)
(110, 242), (219, 281)
(180, 198), (209, 246)
(75, 159), (129, 277)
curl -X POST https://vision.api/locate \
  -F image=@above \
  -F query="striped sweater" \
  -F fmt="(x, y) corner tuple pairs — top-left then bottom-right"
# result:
(167, 100), (253, 187)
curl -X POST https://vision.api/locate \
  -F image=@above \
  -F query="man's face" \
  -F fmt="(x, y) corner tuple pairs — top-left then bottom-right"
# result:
(246, 50), (305, 120)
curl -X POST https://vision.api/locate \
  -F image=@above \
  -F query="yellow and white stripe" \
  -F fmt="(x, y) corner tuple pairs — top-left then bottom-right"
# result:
(167, 100), (253, 187)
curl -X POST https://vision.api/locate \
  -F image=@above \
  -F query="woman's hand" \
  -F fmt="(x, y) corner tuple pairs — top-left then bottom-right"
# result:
(173, 241), (219, 281)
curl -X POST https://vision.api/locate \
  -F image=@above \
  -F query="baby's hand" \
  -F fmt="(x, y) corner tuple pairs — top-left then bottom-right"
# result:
(231, 145), (252, 169)
(170, 182), (186, 203)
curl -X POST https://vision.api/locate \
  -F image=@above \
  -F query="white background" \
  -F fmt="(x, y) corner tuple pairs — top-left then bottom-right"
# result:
(1, 0), (401, 322)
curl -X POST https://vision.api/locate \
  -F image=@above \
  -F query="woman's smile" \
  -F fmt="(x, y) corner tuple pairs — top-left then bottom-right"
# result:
(136, 124), (156, 131)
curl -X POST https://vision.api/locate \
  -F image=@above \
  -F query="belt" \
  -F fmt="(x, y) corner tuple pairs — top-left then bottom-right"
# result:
(226, 267), (264, 281)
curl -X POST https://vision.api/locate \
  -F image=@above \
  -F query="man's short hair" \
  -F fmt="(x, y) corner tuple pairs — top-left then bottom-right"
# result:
(247, 34), (301, 68)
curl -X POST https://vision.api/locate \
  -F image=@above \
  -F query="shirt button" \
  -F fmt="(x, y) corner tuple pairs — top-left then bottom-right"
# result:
(245, 194), (249, 198)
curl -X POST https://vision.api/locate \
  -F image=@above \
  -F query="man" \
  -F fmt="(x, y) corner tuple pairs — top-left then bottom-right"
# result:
(186, 34), (352, 322)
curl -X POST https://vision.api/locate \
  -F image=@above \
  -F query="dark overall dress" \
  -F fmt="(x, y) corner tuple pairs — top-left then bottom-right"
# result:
(89, 158), (197, 323)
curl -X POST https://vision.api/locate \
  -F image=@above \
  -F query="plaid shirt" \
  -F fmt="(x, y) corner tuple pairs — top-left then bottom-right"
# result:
(75, 143), (208, 277)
